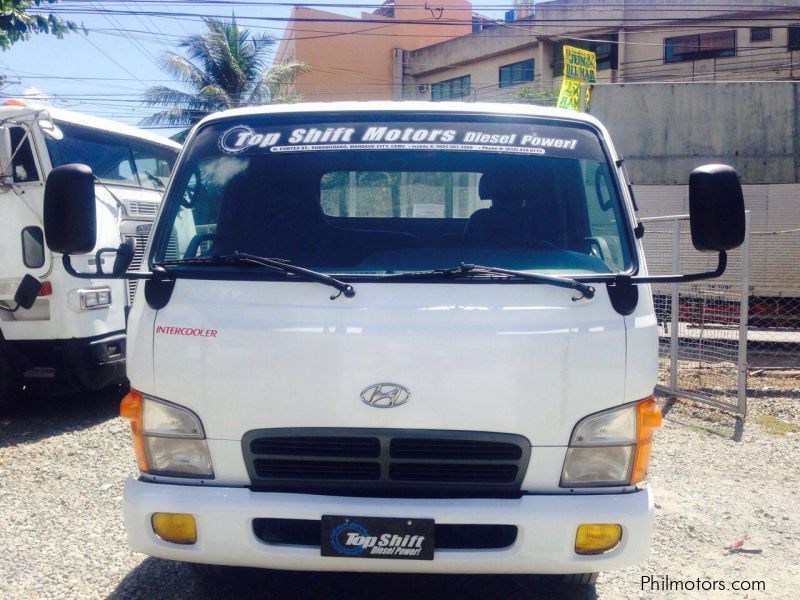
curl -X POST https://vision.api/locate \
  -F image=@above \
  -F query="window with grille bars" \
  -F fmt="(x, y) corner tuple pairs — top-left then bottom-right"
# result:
(664, 30), (736, 63)
(499, 59), (534, 88)
(789, 26), (800, 50)
(750, 27), (771, 43)
(431, 75), (471, 101)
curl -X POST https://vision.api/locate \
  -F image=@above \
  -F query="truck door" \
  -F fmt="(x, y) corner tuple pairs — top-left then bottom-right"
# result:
(0, 126), (52, 293)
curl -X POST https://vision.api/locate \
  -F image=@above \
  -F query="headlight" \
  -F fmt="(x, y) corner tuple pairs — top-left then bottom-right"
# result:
(121, 390), (214, 479)
(560, 397), (661, 488)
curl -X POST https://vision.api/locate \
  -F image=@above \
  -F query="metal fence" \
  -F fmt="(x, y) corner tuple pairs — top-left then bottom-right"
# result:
(746, 226), (800, 373)
(641, 213), (750, 415)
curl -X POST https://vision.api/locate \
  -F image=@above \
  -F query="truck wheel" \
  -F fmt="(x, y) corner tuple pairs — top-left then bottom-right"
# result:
(562, 572), (598, 585)
(0, 345), (22, 415)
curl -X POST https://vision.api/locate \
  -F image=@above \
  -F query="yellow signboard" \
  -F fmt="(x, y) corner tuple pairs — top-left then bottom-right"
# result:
(557, 45), (596, 111)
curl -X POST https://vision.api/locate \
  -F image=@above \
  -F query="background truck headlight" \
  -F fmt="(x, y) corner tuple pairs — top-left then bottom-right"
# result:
(120, 390), (214, 479)
(561, 397), (661, 487)
(78, 287), (112, 310)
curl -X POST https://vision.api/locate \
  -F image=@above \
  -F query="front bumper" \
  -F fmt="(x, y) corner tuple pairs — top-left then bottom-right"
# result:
(123, 477), (653, 574)
(6, 331), (126, 395)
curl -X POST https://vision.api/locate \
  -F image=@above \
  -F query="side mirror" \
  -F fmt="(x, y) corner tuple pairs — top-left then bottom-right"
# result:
(44, 164), (97, 254)
(688, 164), (745, 252)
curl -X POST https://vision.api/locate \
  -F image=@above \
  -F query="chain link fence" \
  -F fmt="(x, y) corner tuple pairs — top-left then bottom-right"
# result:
(642, 212), (800, 416)
(641, 213), (749, 415)
(746, 226), (800, 365)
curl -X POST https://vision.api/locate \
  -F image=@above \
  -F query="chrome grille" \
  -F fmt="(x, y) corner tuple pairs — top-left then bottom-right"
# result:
(125, 233), (150, 305)
(127, 200), (158, 218)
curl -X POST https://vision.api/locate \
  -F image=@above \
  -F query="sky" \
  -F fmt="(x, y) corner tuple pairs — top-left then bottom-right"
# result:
(0, 0), (518, 139)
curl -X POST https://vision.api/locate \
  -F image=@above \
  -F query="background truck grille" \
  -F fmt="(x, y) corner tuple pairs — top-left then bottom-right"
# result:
(124, 233), (150, 305)
(243, 429), (531, 498)
(127, 200), (159, 218)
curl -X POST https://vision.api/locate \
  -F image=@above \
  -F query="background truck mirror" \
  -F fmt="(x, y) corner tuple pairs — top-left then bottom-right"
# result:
(13, 274), (43, 310)
(111, 238), (136, 276)
(44, 164), (97, 254)
(688, 164), (745, 252)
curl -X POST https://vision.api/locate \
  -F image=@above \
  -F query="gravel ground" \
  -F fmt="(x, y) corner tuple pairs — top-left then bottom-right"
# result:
(1, 379), (798, 600)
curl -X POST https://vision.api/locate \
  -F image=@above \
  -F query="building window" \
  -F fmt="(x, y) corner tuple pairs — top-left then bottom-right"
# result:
(552, 34), (618, 73)
(499, 59), (534, 88)
(664, 30), (736, 63)
(431, 75), (471, 101)
(750, 27), (771, 42)
(789, 26), (800, 50)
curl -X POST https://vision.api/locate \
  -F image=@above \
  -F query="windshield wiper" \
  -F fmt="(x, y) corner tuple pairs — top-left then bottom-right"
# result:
(383, 263), (595, 301)
(156, 252), (356, 300)
(143, 171), (165, 189)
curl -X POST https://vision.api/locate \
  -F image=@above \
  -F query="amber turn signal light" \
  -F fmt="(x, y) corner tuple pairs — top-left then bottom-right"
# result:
(631, 396), (662, 485)
(120, 389), (149, 473)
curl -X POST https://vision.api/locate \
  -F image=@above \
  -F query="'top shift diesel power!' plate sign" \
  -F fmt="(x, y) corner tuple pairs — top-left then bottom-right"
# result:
(321, 515), (435, 560)
(202, 120), (605, 162)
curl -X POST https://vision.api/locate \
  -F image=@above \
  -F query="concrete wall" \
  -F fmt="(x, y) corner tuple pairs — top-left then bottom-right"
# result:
(588, 82), (800, 185)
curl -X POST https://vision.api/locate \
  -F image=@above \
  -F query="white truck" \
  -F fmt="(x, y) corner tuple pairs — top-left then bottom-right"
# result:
(0, 101), (180, 410)
(40, 103), (744, 583)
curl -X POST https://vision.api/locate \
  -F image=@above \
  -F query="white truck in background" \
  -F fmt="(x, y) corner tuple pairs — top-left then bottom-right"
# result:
(0, 100), (180, 411)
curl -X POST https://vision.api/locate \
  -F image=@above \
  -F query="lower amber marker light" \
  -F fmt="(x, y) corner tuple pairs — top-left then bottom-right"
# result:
(575, 523), (622, 555)
(151, 512), (197, 545)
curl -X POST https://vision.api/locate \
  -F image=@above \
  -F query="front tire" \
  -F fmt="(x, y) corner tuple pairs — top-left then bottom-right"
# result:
(562, 573), (598, 585)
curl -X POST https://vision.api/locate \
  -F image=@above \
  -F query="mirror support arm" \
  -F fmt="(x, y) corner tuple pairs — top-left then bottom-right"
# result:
(620, 251), (727, 285)
(61, 254), (152, 280)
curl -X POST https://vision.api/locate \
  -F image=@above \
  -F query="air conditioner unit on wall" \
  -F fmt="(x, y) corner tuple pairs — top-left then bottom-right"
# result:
(417, 83), (430, 93)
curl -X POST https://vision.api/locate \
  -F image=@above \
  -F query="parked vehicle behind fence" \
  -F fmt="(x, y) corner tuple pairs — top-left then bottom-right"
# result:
(39, 102), (744, 583)
(0, 101), (180, 411)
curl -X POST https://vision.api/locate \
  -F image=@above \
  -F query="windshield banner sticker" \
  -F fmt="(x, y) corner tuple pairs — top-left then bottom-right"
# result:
(215, 122), (600, 160)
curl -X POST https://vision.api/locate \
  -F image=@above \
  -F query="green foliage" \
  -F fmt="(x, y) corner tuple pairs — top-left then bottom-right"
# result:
(141, 17), (308, 130)
(0, 0), (81, 50)
(513, 87), (556, 106)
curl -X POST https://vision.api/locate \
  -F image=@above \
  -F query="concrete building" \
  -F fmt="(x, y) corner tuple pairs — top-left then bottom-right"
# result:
(397, 0), (800, 102)
(274, 0), (490, 101)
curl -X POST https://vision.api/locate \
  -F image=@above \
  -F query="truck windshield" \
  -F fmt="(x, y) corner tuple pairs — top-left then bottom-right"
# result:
(153, 116), (632, 276)
(45, 121), (177, 190)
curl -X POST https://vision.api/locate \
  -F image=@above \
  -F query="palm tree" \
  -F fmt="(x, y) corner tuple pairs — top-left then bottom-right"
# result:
(140, 17), (307, 132)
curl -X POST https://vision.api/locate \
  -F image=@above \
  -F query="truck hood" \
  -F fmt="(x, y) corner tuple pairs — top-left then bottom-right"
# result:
(150, 279), (627, 446)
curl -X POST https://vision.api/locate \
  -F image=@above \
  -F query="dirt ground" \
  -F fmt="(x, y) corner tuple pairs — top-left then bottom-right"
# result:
(1, 371), (798, 599)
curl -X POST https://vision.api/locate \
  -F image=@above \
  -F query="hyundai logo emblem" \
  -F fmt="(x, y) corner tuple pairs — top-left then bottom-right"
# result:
(360, 383), (410, 408)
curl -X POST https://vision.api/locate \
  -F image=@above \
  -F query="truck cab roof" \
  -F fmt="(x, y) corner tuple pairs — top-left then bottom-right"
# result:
(193, 101), (606, 131)
(0, 102), (181, 150)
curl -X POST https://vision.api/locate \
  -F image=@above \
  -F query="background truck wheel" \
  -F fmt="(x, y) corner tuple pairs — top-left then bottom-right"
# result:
(561, 572), (598, 585)
(0, 344), (22, 415)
